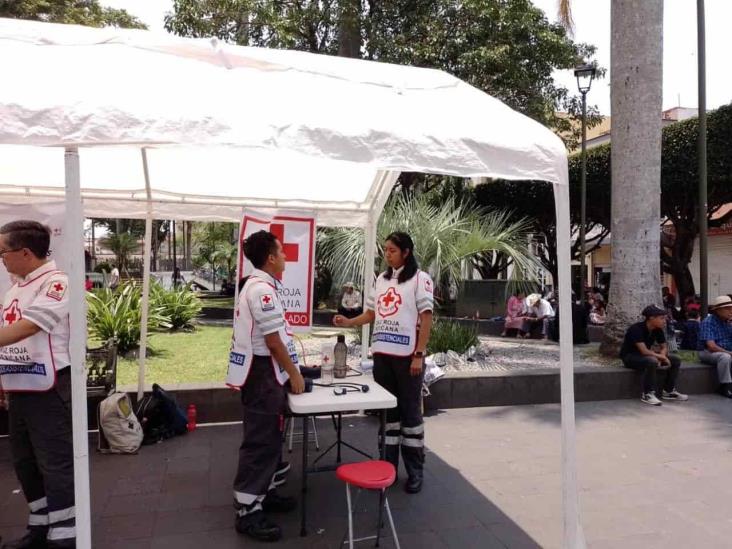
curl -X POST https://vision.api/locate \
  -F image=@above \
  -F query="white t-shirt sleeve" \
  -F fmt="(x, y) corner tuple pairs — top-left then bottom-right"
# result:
(24, 274), (70, 333)
(247, 282), (285, 336)
(415, 272), (434, 313)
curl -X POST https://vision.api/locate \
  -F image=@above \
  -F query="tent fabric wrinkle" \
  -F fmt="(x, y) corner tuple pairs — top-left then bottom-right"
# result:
(0, 18), (567, 186)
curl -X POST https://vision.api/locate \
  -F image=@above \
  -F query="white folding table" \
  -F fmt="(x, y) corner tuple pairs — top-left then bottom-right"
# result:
(288, 375), (397, 536)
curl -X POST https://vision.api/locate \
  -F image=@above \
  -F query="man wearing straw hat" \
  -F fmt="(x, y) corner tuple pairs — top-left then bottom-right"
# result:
(698, 295), (732, 398)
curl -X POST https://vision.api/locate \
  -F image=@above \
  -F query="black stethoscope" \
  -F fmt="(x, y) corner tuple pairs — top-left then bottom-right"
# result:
(313, 382), (370, 396)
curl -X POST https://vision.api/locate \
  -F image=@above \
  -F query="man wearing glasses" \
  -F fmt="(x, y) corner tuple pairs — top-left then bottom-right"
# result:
(0, 221), (74, 549)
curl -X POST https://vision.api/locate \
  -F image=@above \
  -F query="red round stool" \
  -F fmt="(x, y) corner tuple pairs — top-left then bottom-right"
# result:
(336, 460), (400, 549)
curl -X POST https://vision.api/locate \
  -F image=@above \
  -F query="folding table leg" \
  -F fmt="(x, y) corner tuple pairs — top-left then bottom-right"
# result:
(300, 415), (309, 537)
(375, 488), (385, 547)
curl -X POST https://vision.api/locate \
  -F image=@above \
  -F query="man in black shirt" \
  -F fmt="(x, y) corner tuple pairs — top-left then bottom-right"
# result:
(620, 304), (688, 406)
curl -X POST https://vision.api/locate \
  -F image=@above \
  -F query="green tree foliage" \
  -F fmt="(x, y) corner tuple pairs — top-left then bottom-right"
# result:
(193, 222), (238, 289)
(94, 219), (171, 271)
(99, 232), (139, 275)
(486, 103), (732, 302)
(165, 0), (602, 148)
(660, 104), (732, 301)
(473, 144), (611, 286)
(0, 0), (147, 28)
(317, 191), (539, 295)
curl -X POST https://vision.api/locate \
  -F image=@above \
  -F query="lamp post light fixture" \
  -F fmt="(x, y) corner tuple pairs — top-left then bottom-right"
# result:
(574, 63), (597, 306)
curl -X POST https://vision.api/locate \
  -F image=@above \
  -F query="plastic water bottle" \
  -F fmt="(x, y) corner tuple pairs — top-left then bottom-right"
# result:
(187, 404), (197, 432)
(334, 334), (348, 378)
(321, 342), (334, 385)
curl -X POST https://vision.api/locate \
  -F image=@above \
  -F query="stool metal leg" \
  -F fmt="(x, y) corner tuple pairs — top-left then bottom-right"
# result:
(289, 416), (319, 452)
(375, 488), (385, 547)
(288, 417), (295, 453)
(346, 484), (355, 549)
(384, 497), (400, 549)
(311, 416), (320, 450)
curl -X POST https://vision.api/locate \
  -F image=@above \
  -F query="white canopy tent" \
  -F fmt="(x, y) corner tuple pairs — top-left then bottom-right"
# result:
(0, 18), (584, 548)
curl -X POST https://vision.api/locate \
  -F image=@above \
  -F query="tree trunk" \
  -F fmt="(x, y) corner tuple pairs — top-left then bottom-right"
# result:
(600, 0), (664, 355)
(337, 0), (361, 58)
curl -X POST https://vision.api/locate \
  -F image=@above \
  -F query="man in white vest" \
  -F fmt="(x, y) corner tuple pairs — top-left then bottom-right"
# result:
(226, 230), (305, 543)
(0, 221), (74, 549)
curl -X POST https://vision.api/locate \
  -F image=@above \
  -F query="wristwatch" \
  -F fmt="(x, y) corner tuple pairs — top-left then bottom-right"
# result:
(413, 351), (425, 359)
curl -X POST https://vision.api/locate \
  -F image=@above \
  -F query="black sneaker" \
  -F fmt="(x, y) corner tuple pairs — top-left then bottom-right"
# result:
(719, 385), (732, 398)
(262, 491), (297, 513)
(404, 476), (423, 494)
(235, 511), (282, 542)
(2, 529), (48, 549)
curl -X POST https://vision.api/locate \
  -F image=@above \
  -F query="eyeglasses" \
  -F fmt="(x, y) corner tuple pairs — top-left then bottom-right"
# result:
(0, 248), (22, 257)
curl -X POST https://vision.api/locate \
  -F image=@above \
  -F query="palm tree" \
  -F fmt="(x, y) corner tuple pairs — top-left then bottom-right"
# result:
(100, 232), (139, 276)
(317, 192), (539, 295)
(599, 0), (664, 354)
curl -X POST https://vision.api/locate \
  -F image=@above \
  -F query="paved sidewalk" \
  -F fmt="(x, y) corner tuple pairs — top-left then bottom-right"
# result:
(2, 396), (732, 547)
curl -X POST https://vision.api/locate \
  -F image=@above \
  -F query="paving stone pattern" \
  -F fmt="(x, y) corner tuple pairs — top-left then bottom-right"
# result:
(3, 395), (732, 547)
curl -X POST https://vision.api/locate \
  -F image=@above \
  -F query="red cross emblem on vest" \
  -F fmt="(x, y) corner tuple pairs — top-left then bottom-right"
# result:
(3, 300), (22, 326)
(377, 287), (402, 318)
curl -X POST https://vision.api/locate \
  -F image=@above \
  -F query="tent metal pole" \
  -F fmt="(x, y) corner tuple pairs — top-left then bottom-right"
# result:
(64, 147), (92, 549)
(360, 171), (400, 362)
(360, 215), (377, 361)
(137, 148), (154, 400)
(554, 181), (585, 549)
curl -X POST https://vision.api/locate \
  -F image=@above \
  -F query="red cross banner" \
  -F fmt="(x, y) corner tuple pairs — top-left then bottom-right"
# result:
(0, 202), (67, 299)
(239, 210), (316, 331)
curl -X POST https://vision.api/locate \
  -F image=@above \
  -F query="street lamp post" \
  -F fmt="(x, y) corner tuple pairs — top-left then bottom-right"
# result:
(697, 0), (708, 316)
(574, 64), (597, 306)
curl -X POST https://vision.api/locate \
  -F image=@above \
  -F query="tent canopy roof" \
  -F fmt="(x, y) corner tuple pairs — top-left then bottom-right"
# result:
(0, 18), (567, 225)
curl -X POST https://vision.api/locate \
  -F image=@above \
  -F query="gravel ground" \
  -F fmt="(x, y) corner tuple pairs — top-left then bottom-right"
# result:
(293, 329), (618, 376)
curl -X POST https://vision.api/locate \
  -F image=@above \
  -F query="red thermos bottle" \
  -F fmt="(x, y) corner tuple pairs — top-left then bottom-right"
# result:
(187, 404), (197, 432)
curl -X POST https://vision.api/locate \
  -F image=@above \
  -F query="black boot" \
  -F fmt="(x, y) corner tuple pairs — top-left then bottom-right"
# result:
(402, 447), (424, 494)
(262, 490), (297, 513)
(719, 384), (732, 398)
(2, 529), (47, 549)
(235, 511), (282, 542)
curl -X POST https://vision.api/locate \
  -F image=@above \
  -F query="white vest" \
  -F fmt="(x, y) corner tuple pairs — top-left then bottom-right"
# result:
(226, 276), (296, 387)
(371, 271), (422, 357)
(0, 268), (69, 392)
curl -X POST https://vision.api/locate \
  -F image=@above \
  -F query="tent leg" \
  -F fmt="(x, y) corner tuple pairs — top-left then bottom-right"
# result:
(554, 182), (585, 549)
(360, 218), (376, 362)
(137, 149), (153, 400)
(359, 170), (400, 363)
(64, 147), (92, 549)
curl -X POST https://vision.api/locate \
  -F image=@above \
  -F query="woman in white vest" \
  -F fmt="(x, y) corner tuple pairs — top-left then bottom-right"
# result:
(334, 232), (433, 494)
(0, 220), (75, 549)
(226, 230), (305, 543)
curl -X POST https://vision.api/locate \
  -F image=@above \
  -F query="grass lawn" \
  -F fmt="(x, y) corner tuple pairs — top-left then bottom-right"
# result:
(115, 325), (232, 386)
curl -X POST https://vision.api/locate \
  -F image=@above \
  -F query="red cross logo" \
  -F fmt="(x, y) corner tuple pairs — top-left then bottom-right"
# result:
(377, 288), (402, 318)
(262, 295), (272, 304)
(3, 300), (21, 326)
(53, 282), (64, 292)
(269, 223), (300, 281)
